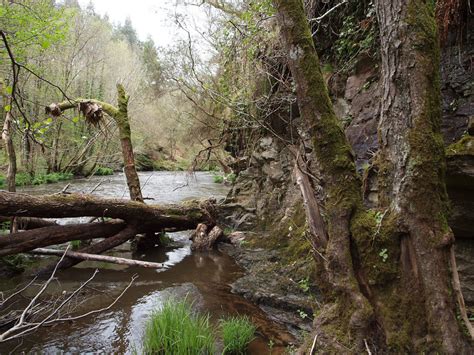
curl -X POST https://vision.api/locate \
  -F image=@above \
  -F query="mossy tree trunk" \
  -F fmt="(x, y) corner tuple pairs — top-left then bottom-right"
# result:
(273, 0), (373, 349)
(273, 0), (470, 352)
(47, 84), (143, 202)
(374, 0), (468, 351)
(115, 84), (143, 203)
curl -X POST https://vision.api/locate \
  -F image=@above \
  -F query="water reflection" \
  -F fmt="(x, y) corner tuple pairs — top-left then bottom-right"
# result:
(0, 172), (294, 354)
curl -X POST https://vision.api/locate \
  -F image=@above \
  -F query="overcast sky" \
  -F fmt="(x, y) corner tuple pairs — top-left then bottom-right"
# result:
(76, 0), (208, 48)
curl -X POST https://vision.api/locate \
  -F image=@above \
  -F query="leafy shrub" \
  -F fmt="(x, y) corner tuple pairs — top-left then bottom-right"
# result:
(226, 173), (237, 184)
(15, 172), (32, 186)
(213, 174), (225, 183)
(143, 299), (214, 354)
(70, 240), (81, 249)
(94, 167), (114, 176)
(32, 172), (72, 185)
(32, 175), (45, 185)
(213, 173), (236, 184)
(159, 233), (173, 246)
(153, 159), (189, 171)
(220, 316), (256, 354)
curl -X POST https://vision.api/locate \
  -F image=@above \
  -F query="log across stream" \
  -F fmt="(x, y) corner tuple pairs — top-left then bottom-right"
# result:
(0, 172), (294, 354)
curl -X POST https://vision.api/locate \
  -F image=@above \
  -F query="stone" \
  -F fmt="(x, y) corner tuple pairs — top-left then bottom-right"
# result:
(261, 148), (279, 160)
(262, 161), (284, 183)
(227, 231), (246, 245)
(259, 137), (273, 149)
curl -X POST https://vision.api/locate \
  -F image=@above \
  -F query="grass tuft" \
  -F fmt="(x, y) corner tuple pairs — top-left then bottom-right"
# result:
(220, 316), (256, 354)
(143, 299), (215, 354)
(94, 166), (114, 176)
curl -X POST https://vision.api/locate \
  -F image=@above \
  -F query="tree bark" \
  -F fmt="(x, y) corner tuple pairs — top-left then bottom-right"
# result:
(115, 84), (143, 202)
(273, 0), (373, 348)
(0, 191), (214, 231)
(374, 0), (468, 351)
(0, 220), (125, 257)
(30, 248), (164, 269)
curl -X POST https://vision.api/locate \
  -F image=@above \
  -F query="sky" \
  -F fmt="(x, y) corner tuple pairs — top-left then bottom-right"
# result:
(76, 0), (208, 48)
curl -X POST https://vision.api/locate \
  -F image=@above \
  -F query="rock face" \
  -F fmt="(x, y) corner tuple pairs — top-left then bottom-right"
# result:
(223, 39), (474, 310)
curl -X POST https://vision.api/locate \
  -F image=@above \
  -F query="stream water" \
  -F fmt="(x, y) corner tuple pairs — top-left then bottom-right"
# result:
(0, 172), (294, 354)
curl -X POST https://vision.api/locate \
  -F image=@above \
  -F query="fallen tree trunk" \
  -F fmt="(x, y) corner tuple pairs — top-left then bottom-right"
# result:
(30, 248), (164, 269)
(0, 217), (58, 230)
(37, 224), (139, 275)
(0, 221), (126, 257)
(0, 191), (215, 231)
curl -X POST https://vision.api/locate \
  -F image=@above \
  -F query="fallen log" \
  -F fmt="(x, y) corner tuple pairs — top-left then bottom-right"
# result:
(0, 221), (126, 257)
(37, 224), (139, 275)
(190, 224), (223, 250)
(0, 191), (215, 231)
(30, 248), (164, 269)
(0, 217), (58, 230)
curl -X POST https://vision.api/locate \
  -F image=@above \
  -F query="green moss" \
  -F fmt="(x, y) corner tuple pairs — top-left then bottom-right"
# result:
(351, 209), (400, 285)
(249, 201), (317, 289)
(446, 135), (474, 156)
(115, 84), (131, 139)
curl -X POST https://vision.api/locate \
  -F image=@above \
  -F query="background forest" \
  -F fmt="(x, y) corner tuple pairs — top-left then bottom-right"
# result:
(0, 0), (229, 184)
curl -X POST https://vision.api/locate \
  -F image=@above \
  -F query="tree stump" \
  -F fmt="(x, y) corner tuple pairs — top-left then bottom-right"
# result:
(190, 224), (223, 250)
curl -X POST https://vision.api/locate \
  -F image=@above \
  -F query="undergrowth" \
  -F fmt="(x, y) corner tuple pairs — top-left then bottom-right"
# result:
(0, 172), (74, 188)
(220, 316), (256, 354)
(143, 299), (214, 354)
(142, 299), (257, 354)
(93, 166), (114, 176)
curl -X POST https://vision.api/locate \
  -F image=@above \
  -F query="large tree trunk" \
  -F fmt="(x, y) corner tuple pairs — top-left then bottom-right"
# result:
(273, 0), (373, 349)
(374, 0), (467, 351)
(0, 191), (214, 231)
(273, 0), (470, 353)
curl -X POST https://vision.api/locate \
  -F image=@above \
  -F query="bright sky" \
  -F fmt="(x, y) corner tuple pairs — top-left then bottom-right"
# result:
(76, 0), (208, 48)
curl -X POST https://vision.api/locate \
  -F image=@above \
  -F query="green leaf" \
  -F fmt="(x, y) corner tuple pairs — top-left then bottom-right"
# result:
(5, 86), (13, 95)
(72, 116), (80, 123)
(40, 40), (51, 49)
(4, 105), (11, 112)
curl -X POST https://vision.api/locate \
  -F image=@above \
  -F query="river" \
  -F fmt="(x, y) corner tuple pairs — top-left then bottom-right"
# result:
(0, 172), (294, 354)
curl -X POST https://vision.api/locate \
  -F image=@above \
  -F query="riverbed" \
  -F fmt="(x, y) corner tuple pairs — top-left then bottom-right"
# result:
(0, 172), (294, 354)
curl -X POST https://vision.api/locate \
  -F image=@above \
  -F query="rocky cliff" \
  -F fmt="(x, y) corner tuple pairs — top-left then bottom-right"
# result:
(221, 25), (474, 330)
